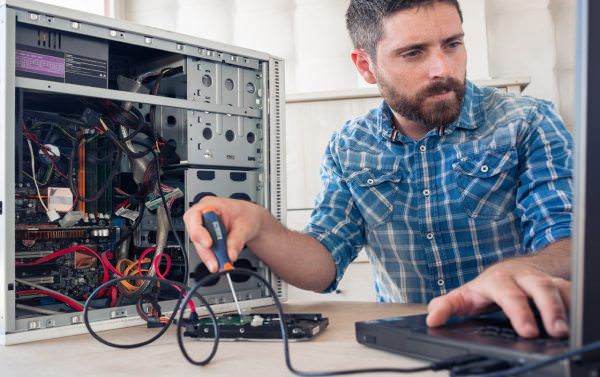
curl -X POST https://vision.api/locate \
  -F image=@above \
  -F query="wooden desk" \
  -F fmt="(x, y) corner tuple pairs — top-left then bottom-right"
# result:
(0, 301), (447, 377)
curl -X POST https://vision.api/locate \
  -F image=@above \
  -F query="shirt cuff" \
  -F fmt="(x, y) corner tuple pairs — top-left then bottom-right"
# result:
(530, 225), (572, 252)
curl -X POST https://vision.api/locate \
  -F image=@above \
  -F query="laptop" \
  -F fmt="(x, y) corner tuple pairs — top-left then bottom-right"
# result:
(355, 1), (599, 376)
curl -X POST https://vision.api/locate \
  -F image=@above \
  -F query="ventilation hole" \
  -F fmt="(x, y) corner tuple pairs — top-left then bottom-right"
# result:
(225, 130), (235, 142)
(229, 172), (247, 182)
(196, 171), (215, 181)
(245, 82), (255, 94)
(246, 132), (255, 144)
(230, 193), (251, 202)
(192, 263), (220, 286)
(202, 127), (213, 140)
(167, 115), (177, 127)
(202, 74), (212, 87)
(224, 78), (235, 91)
(230, 259), (256, 283)
(144, 113), (150, 123)
(192, 192), (216, 205)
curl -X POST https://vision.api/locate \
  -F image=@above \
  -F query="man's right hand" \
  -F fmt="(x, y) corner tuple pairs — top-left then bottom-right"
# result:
(183, 197), (337, 292)
(183, 197), (267, 273)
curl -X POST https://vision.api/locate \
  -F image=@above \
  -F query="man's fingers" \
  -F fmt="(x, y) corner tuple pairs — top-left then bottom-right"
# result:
(183, 202), (214, 250)
(553, 278), (571, 310)
(193, 243), (219, 272)
(184, 198), (260, 269)
(427, 288), (471, 327)
(184, 201), (221, 272)
(482, 276), (539, 338)
(225, 220), (255, 262)
(515, 275), (569, 338)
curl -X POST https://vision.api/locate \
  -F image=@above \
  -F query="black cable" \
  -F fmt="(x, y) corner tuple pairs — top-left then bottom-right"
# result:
(152, 149), (189, 285)
(100, 121), (154, 160)
(83, 275), (217, 354)
(83, 269), (438, 374)
(176, 269), (439, 375)
(84, 267), (600, 376)
(457, 341), (600, 377)
(121, 106), (146, 142)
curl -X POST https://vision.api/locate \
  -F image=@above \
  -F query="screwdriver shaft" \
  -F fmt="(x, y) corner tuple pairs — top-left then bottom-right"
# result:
(226, 273), (243, 317)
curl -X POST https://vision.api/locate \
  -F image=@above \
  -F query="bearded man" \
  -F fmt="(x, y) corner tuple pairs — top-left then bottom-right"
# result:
(184, 0), (573, 339)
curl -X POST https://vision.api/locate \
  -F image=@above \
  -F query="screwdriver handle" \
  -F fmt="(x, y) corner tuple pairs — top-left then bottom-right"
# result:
(201, 209), (234, 271)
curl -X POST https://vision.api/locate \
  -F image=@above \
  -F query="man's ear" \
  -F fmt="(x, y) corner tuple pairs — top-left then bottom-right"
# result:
(351, 48), (377, 84)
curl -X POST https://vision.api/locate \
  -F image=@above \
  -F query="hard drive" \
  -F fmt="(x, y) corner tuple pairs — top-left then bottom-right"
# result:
(183, 313), (329, 341)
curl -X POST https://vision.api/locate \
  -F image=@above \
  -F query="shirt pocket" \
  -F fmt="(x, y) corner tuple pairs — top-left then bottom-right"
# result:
(346, 169), (401, 227)
(453, 148), (519, 219)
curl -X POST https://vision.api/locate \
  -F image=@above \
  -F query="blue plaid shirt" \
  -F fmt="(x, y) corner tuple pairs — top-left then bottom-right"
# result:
(304, 80), (573, 303)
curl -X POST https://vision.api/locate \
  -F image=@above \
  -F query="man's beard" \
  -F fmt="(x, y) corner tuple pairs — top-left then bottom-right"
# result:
(377, 73), (466, 129)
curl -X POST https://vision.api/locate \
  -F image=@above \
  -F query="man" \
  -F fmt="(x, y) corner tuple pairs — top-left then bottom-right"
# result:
(184, 0), (573, 339)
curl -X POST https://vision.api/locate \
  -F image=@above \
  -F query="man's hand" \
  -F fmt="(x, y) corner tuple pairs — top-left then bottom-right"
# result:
(426, 258), (571, 338)
(184, 197), (267, 273)
(183, 196), (336, 291)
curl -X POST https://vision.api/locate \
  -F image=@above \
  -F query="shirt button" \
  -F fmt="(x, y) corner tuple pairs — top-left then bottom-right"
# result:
(423, 189), (430, 197)
(367, 178), (375, 185)
(419, 145), (427, 152)
(480, 165), (489, 173)
(426, 232), (434, 240)
(437, 279), (445, 287)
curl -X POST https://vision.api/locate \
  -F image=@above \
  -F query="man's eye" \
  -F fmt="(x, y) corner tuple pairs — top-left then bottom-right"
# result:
(448, 41), (463, 49)
(402, 50), (421, 59)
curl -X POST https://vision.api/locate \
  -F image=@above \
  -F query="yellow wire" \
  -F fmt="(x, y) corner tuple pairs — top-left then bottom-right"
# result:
(116, 258), (152, 292)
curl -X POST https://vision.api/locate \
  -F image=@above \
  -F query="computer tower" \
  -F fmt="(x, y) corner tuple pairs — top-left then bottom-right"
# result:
(0, 0), (287, 344)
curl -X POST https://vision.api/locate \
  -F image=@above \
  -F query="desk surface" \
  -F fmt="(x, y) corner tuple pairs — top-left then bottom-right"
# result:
(0, 301), (447, 377)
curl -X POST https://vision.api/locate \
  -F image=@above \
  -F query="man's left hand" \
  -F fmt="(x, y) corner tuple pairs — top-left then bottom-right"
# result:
(426, 258), (571, 338)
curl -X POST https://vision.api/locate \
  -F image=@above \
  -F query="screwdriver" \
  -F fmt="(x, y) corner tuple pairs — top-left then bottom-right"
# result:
(201, 208), (243, 318)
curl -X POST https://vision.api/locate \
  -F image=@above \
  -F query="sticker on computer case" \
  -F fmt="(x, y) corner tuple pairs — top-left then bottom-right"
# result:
(16, 44), (108, 88)
(16, 44), (65, 81)
(64, 53), (108, 88)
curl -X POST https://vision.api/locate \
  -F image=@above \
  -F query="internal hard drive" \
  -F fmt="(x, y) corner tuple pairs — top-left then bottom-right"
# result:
(183, 313), (329, 341)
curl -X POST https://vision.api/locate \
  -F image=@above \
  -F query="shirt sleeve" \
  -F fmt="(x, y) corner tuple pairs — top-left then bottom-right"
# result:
(303, 132), (366, 292)
(516, 101), (574, 252)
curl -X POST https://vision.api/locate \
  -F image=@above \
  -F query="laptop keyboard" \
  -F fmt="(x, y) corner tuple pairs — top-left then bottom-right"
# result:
(472, 324), (568, 347)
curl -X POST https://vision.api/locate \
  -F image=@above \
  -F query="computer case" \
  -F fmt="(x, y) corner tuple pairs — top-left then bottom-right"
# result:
(0, 0), (287, 344)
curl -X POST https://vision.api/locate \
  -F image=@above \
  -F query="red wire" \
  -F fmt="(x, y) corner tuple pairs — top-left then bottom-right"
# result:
(100, 252), (124, 277)
(16, 289), (84, 311)
(109, 286), (118, 308)
(145, 251), (195, 313)
(17, 247), (194, 314)
(16, 246), (110, 294)
(150, 255), (196, 312)
(152, 253), (172, 279)
(138, 247), (171, 279)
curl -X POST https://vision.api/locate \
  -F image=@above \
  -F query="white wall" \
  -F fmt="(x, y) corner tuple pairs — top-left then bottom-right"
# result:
(460, 0), (491, 80)
(486, 0), (575, 128)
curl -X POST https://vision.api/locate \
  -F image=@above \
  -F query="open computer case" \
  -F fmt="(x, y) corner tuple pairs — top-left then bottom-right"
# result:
(0, 0), (287, 344)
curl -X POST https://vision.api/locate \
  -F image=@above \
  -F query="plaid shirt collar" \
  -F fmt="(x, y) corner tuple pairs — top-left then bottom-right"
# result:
(378, 80), (484, 143)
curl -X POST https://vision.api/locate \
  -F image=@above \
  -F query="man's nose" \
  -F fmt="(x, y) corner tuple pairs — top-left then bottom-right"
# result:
(428, 51), (450, 79)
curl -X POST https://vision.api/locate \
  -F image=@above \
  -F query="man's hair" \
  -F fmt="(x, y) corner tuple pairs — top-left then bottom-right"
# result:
(346, 0), (463, 59)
